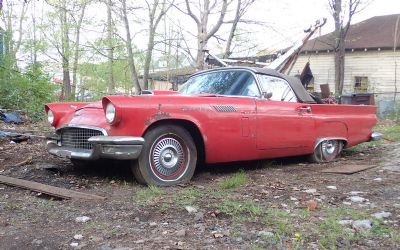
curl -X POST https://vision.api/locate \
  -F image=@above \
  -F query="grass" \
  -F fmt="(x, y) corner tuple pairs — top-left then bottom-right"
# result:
(134, 185), (165, 203)
(344, 122), (400, 153)
(217, 199), (263, 218)
(173, 187), (202, 207)
(219, 170), (248, 189)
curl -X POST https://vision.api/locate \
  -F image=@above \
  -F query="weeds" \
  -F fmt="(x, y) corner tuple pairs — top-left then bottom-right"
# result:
(134, 185), (165, 203)
(217, 199), (263, 218)
(219, 170), (248, 189)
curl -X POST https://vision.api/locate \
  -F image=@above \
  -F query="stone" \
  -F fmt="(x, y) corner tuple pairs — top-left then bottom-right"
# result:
(185, 206), (197, 214)
(175, 229), (186, 237)
(373, 178), (382, 181)
(31, 239), (43, 245)
(134, 239), (145, 244)
(73, 234), (83, 240)
(349, 196), (367, 203)
(75, 216), (91, 223)
(349, 191), (364, 195)
(149, 222), (157, 227)
(213, 232), (224, 238)
(352, 220), (372, 231)
(194, 212), (204, 221)
(326, 186), (337, 190)
(304, 189), (317, 194)
(338, 220), (353, 226)
(372, 211), (392, 219)
(70, 242), (79, 247)
(258, 231), (274, 237)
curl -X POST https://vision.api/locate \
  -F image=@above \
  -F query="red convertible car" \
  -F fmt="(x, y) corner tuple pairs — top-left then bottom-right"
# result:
(45, 67), (380, 186)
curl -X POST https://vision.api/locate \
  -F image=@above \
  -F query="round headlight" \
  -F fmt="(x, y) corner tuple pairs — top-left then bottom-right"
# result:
(105, 103), (116, 123)
(47, 110), (54, 125)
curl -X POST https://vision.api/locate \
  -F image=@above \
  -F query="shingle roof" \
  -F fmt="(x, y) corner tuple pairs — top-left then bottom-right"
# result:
(302, 14), (400, 52)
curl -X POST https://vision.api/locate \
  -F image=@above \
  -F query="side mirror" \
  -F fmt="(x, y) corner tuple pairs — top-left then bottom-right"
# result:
(262, 92), (273, 99)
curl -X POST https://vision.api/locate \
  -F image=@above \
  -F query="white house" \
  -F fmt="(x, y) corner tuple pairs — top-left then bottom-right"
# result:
(288, 14), (400, 105)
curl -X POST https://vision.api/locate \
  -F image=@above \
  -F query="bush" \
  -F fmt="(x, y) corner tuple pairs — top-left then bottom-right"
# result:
(0, 61), (56, 121)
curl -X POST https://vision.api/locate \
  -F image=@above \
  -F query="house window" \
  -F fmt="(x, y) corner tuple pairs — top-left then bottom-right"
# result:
(354, 76), (368, 92)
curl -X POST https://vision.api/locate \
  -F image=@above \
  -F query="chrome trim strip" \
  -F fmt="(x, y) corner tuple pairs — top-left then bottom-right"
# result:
(88, 136), (145, 145)
(56, 124), (108, 136)
(314, 137), (348, 150)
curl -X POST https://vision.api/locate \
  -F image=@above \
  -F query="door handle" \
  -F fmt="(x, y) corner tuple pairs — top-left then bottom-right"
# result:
(299, 106), (312, 113)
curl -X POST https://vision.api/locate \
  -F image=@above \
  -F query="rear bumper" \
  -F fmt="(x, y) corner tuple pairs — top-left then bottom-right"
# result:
(369, 132), (383, 141)
(47, 136), (144, 160)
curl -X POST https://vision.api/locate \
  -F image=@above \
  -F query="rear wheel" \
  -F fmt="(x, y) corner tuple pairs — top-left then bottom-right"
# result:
(131, 125), (197, 186)
(310, 140), (343, 163)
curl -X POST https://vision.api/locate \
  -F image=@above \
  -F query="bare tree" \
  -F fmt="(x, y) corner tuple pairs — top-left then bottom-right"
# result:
(1, 0), (28, 62)
(178, 0), (229, 69)
(120, 0), (141, 94)
(106, 0), (115, 94)
(142, 0), (173, 89)
(60, 0), (72, 100)
(329, 0), (365, 95)
(72, 1), (88, 99)
(223, 0), (255, 59)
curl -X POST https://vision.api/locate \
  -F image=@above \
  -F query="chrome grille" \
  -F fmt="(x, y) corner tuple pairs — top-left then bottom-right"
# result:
(59, 127), (104, 150)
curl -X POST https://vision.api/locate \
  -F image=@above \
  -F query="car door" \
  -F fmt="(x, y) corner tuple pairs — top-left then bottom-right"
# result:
(255, 74), (315, 155)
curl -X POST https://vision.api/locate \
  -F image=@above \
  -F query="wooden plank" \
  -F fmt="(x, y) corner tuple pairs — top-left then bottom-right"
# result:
(0, 175), (106, 200)
(321, 165), (377, 174)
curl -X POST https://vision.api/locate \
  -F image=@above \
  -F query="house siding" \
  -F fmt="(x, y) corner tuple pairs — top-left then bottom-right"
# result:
(289, 50), (400, 98)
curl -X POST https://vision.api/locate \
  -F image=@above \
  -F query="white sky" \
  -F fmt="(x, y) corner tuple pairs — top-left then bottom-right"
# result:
(237, 0), (400, 54)
(5, 0), (400, 69)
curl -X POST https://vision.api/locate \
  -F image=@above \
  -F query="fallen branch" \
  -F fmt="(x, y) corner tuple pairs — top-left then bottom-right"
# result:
(0, 175), (106, 200)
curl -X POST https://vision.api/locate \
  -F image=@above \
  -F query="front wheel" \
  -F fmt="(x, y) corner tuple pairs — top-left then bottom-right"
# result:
(131, 125), (197, 186)
(309, 140), (343, 163)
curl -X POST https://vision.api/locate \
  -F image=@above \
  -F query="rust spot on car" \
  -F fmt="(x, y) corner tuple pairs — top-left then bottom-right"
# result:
(144, 118), (151, 126)
(153, 112), (171, 121)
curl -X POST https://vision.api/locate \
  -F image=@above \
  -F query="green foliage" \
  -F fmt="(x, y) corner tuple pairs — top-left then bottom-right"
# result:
(219, 170), (248, 189)
(0, 59), (56, 121)
(217, 199), (263, 217)
(173, 187), (202, 206)
(134, 185), (165, 203)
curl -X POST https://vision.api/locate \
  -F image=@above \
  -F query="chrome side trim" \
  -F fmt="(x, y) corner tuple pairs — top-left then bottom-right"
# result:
(369, 132), (383, 141)
(314, 137), (348, 150)
(56, 124), (108, 136)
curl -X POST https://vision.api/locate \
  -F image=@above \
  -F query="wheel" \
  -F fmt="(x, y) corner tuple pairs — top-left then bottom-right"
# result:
(131, 125), (197, 186)
(309, 140), (343, 163)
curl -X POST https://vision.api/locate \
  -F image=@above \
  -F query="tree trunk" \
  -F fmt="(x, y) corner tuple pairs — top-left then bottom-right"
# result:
(121, 0), (141, 94)
(106, 0), (115, 94)
(72, 5), (86, 100)
(61, 0), (71, 100)
(142, 16), (155, 90)
(224, 0), (241, 59)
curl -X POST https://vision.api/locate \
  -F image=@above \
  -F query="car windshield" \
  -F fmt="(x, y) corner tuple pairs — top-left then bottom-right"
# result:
(179, 70), (260, 97)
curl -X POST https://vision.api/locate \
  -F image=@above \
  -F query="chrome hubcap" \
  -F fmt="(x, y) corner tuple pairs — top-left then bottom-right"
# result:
(151, 137), (185, 177)
(323, 141), (336, 155)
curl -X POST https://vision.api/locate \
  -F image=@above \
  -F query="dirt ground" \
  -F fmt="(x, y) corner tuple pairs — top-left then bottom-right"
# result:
(0, 121), (399, 250)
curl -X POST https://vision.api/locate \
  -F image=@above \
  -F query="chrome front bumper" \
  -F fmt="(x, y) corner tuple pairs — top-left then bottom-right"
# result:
(47, 136), (145, 160)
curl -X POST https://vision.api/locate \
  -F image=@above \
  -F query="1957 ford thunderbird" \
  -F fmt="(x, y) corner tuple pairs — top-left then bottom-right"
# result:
(45, 67), (381, 186)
